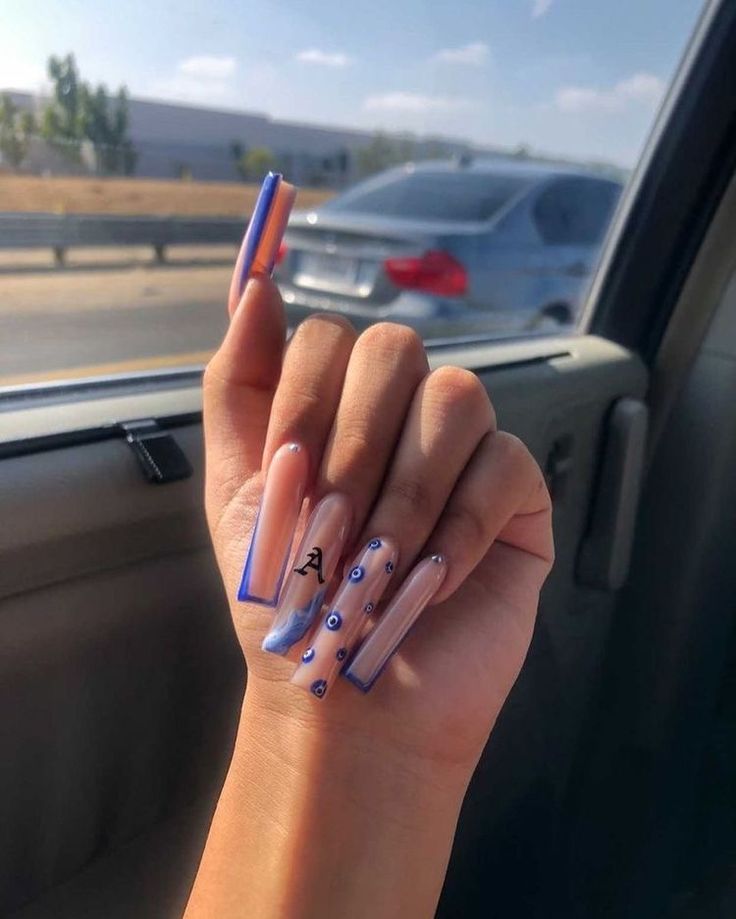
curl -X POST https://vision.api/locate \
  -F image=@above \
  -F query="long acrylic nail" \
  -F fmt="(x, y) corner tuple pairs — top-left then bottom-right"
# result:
(229, 172), (280, 313)
(237, 443), (308, 607)
(228, 173), (295, 314)
(291, 537), (398, 699)
(262, 494), (352, 655)
(344, 554), (447, 693)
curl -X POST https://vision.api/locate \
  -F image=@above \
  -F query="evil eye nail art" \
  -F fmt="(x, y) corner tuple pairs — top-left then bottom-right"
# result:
(290, 536), (398, 699)
(326, 611), (343, 631)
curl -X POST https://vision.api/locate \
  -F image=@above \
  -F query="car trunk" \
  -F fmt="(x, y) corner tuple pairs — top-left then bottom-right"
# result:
(279, 212), (482, 306)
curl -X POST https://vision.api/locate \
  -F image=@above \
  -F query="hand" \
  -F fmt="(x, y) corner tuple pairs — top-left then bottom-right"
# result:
(203, 276), (553, 776)
(188, 276), (554, 919)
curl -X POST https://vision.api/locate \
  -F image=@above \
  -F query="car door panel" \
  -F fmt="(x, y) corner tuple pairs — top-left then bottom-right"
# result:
(0, 335), (646, 917)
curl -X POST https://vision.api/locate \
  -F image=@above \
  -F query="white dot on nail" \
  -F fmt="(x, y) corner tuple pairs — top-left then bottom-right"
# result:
(288, 443), (300, 453)
(431, 554), (445, 564)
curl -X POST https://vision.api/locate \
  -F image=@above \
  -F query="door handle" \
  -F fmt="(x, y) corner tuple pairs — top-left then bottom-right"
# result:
(576, 398), (648, 590)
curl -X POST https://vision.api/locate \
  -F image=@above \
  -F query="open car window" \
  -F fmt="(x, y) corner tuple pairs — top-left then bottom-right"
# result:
(0, 0), (705, 390)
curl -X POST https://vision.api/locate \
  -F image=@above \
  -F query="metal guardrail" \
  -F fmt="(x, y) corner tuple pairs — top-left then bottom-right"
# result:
(0, 212), (244, 264)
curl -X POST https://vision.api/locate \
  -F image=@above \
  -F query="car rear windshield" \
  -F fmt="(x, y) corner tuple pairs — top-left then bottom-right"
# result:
(320, 170), (531, 222)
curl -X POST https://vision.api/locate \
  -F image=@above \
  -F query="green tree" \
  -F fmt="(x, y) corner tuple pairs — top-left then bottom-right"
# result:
(0, 94), (36, 168)
(235, 146), (278, 181)
(41, 53), (135, 174)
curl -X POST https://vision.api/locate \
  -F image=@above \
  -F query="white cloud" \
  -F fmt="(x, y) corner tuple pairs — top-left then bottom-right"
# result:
(177, 55), (237, 80)
(364, 91), (472, 113)
(432, 42), (489, 66)
(532, 0), (553, 18)
(555, 72), (665, 113)
(295, 49), (352, 68)
(149, 54), (239, 105)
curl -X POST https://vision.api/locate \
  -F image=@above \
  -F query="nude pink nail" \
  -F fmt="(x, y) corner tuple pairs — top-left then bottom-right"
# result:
(343, 554), (447, 692)
(290, 536), (398, 699)
(237, 442), (309, 606)
(261, 494), (352, 655)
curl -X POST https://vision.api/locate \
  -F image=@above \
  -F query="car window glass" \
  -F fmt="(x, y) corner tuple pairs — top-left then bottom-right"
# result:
(533, 178), (622, 245)
(321, 170), (532, 222)
(0, 0), (706, 387)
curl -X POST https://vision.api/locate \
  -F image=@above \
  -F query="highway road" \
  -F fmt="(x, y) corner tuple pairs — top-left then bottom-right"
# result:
(0, 245), (525, 388)
(0, 247), (237, 386)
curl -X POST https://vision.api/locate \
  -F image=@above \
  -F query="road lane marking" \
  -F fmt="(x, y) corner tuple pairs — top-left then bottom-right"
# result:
(0, 349), (215, 388)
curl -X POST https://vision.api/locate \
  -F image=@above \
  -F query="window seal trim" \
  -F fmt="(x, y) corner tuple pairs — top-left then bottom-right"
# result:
(0, 411), (202, 461)
(0, 331), (568, 411)
(0, 337), (574, 459)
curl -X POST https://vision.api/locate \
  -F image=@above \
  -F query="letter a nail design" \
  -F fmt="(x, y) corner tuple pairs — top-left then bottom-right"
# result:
(261, 494), (351, 655)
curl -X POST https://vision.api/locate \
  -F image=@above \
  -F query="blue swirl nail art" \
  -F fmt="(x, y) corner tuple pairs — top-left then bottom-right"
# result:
(364, 601), (375, 614)
(349, 565), (365, 582)
(326, 611), (343, 631)
(310, 679), (327, 698)
(385, 561), (394, 574)
(369, 538), (382, 549)
(261, 590), (326, 655)
(302, 647), (315, 663)
(336, 647), (348, 661)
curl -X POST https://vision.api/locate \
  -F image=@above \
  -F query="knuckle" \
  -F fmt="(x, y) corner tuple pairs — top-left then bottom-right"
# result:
(357, 322), (425, 362)
(295, 312), (357, 344)
(382, 476), (435, 519)
(493, 431), (533, 469)
(490, 432), (551, 508)
(329, 411), (372, 461)
(442, 502), (490, 548)
(202, 355), (226, 391)
(280, 375), (325, 424)
(425, 366), (494, 425)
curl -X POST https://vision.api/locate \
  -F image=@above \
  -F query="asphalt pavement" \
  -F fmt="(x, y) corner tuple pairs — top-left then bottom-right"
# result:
(0, 244), (530, 388)
(0, 247), (238, 386)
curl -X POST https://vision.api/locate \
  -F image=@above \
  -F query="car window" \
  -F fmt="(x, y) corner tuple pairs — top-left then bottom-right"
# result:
(533, 178), (623, 245)
(0, 0), (705, 388)
(320, 169), (532, 222)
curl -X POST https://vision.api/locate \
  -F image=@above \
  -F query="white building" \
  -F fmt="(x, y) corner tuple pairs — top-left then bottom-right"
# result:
(3, 91), (483, 187)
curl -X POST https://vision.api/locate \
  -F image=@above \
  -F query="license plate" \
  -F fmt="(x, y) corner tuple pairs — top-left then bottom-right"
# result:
(296, 252), (359, 287)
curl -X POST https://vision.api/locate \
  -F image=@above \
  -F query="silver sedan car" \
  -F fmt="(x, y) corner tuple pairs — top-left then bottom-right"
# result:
(276, 158), (623, 339)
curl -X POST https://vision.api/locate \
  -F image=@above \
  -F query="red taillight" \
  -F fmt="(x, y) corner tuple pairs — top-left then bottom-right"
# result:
(275, 240), (288, 266)
(384, 249), (467, 297)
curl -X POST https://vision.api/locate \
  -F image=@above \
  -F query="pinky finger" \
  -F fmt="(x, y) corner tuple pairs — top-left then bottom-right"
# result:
(426, 431), (553, 606)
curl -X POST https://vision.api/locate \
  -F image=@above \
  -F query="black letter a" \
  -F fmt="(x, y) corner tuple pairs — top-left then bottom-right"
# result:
(293, 547), (325, 584)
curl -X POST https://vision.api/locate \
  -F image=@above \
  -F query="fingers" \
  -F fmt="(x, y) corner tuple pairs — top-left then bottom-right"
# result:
(358, 366), (496, 585)
(427, 431), (553, 605)
(203, 277), (286, 523)
(316, 323), (430, 540)
(341, 434), (552, 695)
(262, 314), (357, 480)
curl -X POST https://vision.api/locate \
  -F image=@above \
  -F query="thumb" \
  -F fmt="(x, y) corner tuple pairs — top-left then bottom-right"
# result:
(203, 275), (286, 530)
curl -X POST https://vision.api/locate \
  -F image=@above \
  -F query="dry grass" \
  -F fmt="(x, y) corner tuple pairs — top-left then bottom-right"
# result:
(0, 174), (332, 216)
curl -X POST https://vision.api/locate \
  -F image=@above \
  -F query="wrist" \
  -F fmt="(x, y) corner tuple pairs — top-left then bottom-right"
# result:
(187, 679), (468, 919)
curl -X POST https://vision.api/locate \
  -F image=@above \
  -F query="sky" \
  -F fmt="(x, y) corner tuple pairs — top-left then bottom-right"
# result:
(1, 0), (705, 167)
